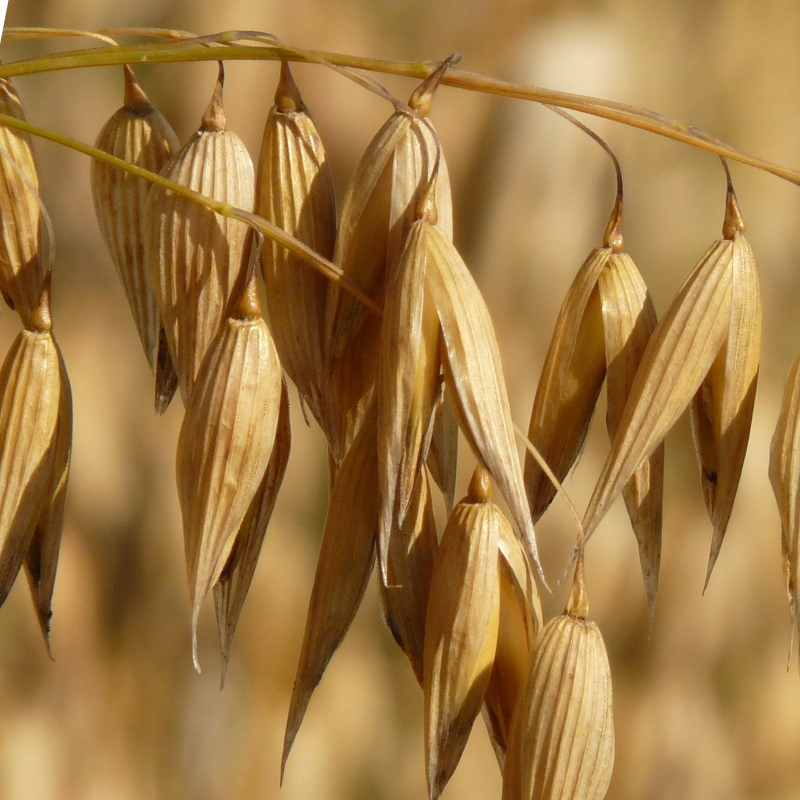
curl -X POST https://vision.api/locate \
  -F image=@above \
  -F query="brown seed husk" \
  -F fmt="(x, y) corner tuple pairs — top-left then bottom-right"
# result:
(0, 323), (64, 610)
(502, 562), (614, 800)
(0, 77), (45, 324)
(92, 66), (179, 392)
(146, 65), (255, 403)
(690, 230), (761, 587)
(424, 222), (543, 582)
(378, 218), (442, 577)
(770, 349), (800, 667)
(380, 466), (438, 685)
(282, 403), (378, 781)
(483, 515), (543, 768)
(24, 341), (72, 656)
(598, 252), (662, 618)
(424, 466), (501, 800)
(176, 282), (282, 670)
(323, 65), (453, 369)
(525, 247), (610, 523)
(214, 377), (291, 685)
(582, 236), (735, 544)
(256, 62), (336, 435)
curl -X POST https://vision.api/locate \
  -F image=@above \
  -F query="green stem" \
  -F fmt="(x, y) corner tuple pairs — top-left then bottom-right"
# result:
(0, 111), (381, 315)
(2, 29), (800, 185)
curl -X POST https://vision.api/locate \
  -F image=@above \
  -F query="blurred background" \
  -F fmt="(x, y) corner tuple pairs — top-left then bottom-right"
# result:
(2, 1), (800, 798)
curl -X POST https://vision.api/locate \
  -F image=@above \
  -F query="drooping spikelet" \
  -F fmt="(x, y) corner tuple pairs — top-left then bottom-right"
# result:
(0, 76), (45, 325)
(255, 62), (336, 434)
(282, 403), (378, 780)
(176, 274), (282, 670)
(146, 62), (255, 403)
(423, 466), (501, 800)
(0, 280), (71, 654)
(583, 174), (760, 589)
(323, 58), (454, 466)
(502, 555), (614, 800)
(92, 65), (180, 410)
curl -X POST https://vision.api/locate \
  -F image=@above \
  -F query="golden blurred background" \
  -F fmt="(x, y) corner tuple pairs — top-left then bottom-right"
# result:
(2, 0), (800, 798)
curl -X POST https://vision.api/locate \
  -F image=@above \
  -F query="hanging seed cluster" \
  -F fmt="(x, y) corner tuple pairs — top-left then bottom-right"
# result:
(2, 39), (791, 799)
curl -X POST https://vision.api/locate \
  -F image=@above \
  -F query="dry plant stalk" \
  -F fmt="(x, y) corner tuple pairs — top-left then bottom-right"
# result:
(92, 65), (179, 410)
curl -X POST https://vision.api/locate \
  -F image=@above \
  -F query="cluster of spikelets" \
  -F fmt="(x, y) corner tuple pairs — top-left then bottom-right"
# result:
(0, 43), (794, 800)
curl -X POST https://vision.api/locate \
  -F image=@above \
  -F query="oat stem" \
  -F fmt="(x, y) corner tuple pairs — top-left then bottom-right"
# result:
(2, 28), (799, 185)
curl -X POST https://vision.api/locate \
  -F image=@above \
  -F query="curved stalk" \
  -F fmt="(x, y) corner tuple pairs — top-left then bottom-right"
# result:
(1, 30), (799, 185)
(0, 111), (381, 316)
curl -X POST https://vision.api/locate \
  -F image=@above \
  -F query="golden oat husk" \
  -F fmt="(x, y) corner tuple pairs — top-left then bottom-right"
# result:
(256, 62), (336, 434)
(282, 403), (378, 781)
(598, 252), (662, 619)
(424, 220), (544, 583)
(502, 557), (614, 800)
(0, 287), (64, 612)
(214, 377), (291, 686)
(92, 66), (179, 405)
(423, 466), (501, 800)
(379, 466), (438, 686)
(146, 63), (255, 403)
(689, 185), (761, 588)
(770, 349), (800, 667)
(176, 277), (282, 670)
(483, 515), (543, 768)
(377, 203), (442, 578)
(0, 76), (45, 324)
(427, 381), (459, 515)
(24, 338), (72, 656)
(524, 246), (610, 523)
(323, 59), (453, 369)
(582, 225), (735, 546)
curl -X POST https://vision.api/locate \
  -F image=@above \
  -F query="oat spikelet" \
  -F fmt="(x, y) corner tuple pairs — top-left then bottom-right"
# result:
(0, 76), (45, 324)
(423, 466), (501, 800)
(582, 210), (736, 547)
(324, 59), (453, 371)
(176, 277), (282, 671)
(427, 382), (459, 515)
(256, 62), (335, 433)
(282, 403), (378, 781)
(146, 63), (255, 403)
(525, 246), (610, 523)
(378, 196), (442, 578)
(503, 556), (614, 800)
(770, 350), (800, 668)
(598, 252), (662, 619)
(424, 221), (543, 582)
(0, 283), (67, 625)
(92, 66), (179, 401)
(690, 182), (761, 587)
(214, 378), (291, 686)
(24, 338), (72, 657)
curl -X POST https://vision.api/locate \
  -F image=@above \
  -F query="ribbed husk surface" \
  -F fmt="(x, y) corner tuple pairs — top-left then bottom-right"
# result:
(146, 72), (255, 404)
(0, 77), (45, 325)
(176, 297), (282, 670)
(256, 62), (335, 436)
(0, 326), (64, 612)
(92, 67), (179, 376)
